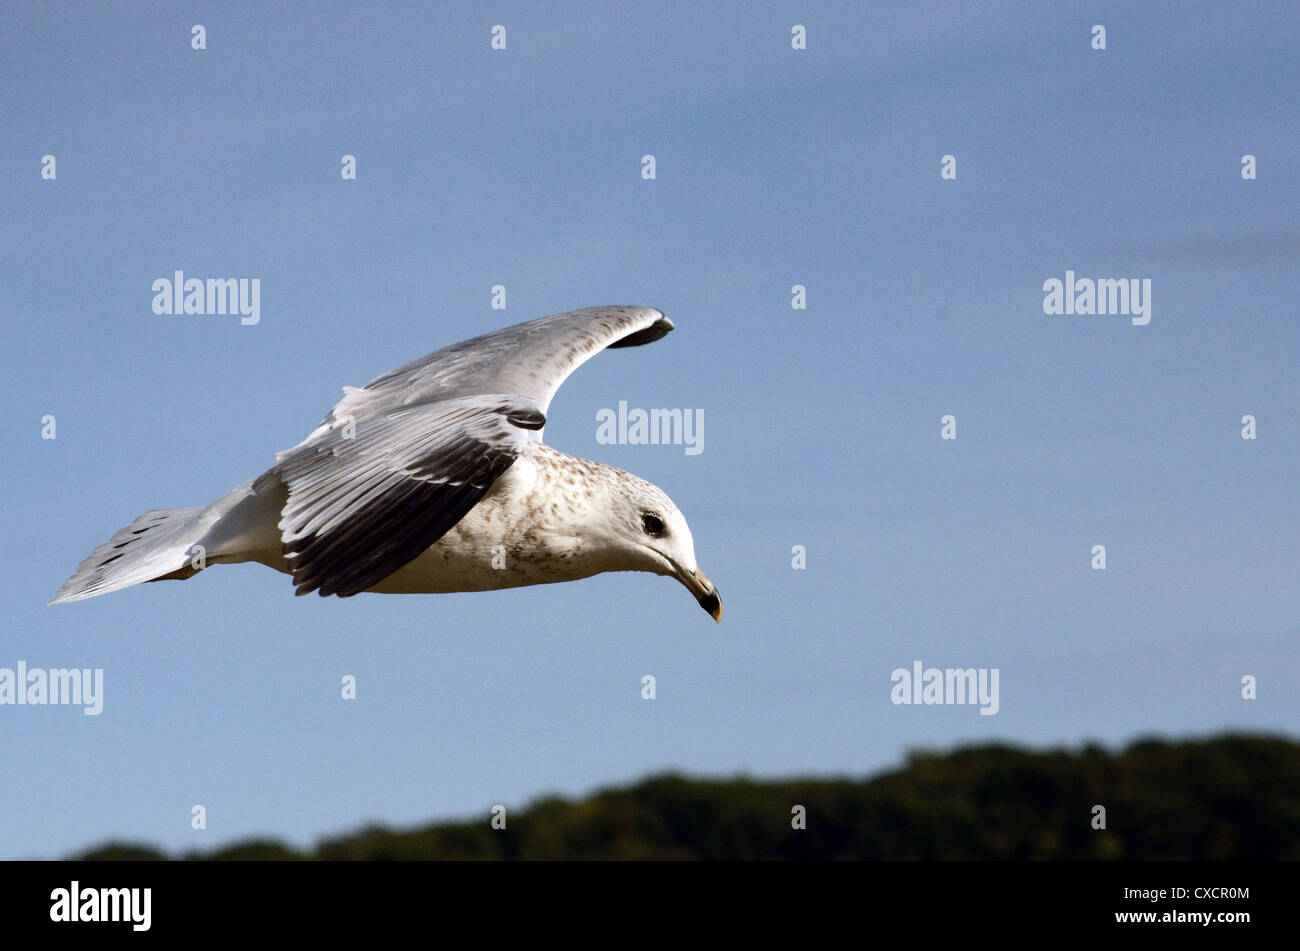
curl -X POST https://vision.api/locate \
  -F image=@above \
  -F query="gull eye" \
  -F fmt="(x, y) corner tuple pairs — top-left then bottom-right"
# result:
(641, 513), (665, 536)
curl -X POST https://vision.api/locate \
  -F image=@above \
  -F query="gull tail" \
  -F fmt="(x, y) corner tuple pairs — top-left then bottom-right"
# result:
(49, 507), (208, 604)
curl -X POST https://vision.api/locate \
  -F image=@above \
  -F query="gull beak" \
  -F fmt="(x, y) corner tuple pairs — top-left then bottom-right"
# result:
(675, 564), (722, 623)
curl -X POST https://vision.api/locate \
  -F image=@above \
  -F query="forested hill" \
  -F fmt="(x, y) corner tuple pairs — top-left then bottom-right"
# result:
(75, 734), (1299, 860)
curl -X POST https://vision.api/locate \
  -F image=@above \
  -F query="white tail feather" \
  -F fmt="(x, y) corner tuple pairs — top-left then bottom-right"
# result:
(49, 507), (206, 604)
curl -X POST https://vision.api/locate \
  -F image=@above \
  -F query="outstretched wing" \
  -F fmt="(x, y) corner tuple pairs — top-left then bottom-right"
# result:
(275, 395), (545, 597)
(318, 305), (673, 429)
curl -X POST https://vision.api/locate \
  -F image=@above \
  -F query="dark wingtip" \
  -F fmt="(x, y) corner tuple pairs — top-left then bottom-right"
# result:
(608, 311), (674, 348)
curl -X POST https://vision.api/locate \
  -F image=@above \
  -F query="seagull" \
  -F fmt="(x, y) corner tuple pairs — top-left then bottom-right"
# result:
(51, 306), (722, 621)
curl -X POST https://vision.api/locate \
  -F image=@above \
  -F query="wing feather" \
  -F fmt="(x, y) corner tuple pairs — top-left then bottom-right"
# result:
(276, 396), (540, 597)
(319, 305), (672, 429)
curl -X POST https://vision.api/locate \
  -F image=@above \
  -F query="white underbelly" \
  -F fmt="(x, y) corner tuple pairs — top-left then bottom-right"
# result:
(364, 454), (597, 594)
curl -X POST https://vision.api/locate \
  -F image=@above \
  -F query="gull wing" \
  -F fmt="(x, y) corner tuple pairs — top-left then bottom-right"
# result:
(318, 305), (673, 430)
(275, 395), (545, 597)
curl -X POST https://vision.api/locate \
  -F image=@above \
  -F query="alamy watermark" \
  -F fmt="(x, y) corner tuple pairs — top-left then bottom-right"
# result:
(0, 661), (103, 715)
(152, 270), (260, 325)
(1042, 270), (1150, 325)
(50, 881), (150, 931)
(890, 660), (999, 715)
(596, 401), (703, 455)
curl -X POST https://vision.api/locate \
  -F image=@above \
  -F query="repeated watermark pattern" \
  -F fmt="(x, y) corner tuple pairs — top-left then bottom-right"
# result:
(151, 271), (260, 325)
(0, 662), (102, 716)
(891, 661), (1000, 716)
(596, 401), (703, 455)
(1042, 271), (1151, 326)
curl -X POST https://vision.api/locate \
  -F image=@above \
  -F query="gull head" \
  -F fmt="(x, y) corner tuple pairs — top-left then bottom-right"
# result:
(595, 469), (721, 623)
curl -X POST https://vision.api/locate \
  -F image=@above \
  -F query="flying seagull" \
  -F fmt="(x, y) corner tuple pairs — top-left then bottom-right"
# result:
(51, 306), (722, 621)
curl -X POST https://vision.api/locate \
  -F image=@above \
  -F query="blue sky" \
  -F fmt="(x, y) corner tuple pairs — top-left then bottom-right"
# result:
(2, 1), (1296, 858)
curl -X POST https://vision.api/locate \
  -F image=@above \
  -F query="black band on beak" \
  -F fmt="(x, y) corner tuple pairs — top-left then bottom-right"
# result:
(673, 562), (722, 623)
(697, 586), (722, 623)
